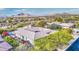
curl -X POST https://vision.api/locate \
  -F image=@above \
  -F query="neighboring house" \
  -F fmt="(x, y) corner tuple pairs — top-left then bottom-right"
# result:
(13, 27), (56, 44)
(73, 29), (79, 35)
(0, 23), (8, 29)
(59, 23), (74, 28)
(0, 35), (12, 51)
(47, 22), (74, 28)
(0, 42), (12, 51)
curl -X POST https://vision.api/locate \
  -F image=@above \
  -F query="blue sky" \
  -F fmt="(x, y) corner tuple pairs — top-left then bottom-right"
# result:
(0, 8), (79, 16)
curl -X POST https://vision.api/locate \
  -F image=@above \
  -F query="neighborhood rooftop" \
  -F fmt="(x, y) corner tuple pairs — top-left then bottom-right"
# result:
(0, 42), (12, 51)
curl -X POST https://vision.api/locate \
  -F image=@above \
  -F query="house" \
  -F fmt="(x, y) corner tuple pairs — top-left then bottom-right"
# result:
(0, 42), (12, 51)
(59, 23), (74, 28)
(14, 29), (35, 44)
(13, 26), (56, 44)
(47, 22), (74, 28)
(0, 23), (9, 29)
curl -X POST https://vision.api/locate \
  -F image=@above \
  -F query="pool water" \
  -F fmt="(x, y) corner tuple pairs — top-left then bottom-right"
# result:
(66, 38), (79, 51)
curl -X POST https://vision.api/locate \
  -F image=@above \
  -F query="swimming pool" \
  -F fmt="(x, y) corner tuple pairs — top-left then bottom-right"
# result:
(66, 37), (79, 51)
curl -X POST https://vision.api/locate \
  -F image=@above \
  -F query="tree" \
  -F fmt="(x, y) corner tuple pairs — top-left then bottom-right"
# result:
(0, 28), (7, 34)
(6, 17), (14, 23)
(32, 20), (46, 27)
(34, 37), (57, 51)
(54, 17), (63, 22)
(48, 18), (54, 23)
(34, 30), (73, 51)
(64, 16), (79, 23)
(6, 27), (17, 31)
(32, 20), (47, 27)
(75, 22), (79, 28)
(16, 22), (26, 28)
(47, 24), (62, 30)
(59, 28), (73, 34)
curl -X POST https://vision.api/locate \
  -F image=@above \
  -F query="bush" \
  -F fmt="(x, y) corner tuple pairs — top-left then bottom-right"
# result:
(32, 20), (47, 27)
(0, 28), (7, 34)
(6, 27), (17, 31)
(54, 17), (63, 22)
(74, 22), (79, 28)
(59, 28), (73, 34)
(16, 22), (27, 28)
(3, 36), (19, 47)
(48, 24), (62, 30)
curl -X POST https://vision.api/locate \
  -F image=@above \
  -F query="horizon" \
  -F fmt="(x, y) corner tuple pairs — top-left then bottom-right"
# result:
(0, 8), (79, 16)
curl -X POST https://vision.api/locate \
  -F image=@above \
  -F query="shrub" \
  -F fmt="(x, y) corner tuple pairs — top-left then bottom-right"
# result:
(48, 24), (62, 30)
(3, 36), (19, 47)
(32, 20), (47, 27)
(0, 28), (7, 34)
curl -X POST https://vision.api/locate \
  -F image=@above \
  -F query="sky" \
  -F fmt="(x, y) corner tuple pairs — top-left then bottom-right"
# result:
(0, 8), (79, 16)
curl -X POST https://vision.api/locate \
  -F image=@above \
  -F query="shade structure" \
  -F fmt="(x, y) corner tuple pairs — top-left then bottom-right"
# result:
(2, 32), (8, 36)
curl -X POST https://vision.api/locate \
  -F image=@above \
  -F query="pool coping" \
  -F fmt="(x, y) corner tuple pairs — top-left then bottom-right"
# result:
(64, 36), (79, 51)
